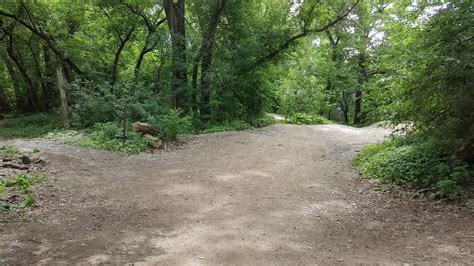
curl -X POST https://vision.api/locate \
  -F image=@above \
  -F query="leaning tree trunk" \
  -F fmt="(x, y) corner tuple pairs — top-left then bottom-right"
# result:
(111, 27), (134, 88)
(164, 0), (187, 109)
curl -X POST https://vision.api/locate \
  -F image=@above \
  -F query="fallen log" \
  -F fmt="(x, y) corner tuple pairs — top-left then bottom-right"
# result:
(143, 134), (163, 149)
(132, 122), (157, 135)
(2, 163), (29, 170)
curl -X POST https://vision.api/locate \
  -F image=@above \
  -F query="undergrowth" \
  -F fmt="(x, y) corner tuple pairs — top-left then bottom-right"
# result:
(1, 172), (46, 215)
(285, 113), (329, 125)
(69, 122), (149, 155)
(0, 113), (65, 138)
(354, 135), (473, 200)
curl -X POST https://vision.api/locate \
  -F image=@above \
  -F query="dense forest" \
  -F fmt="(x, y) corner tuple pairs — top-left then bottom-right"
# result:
(0, 0), (472, 199)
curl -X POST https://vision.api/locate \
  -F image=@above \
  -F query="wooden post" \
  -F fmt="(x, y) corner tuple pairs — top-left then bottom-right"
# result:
(56, 66), (69, 120)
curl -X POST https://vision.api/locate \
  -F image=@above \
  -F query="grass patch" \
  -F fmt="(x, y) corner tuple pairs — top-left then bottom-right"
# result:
(0, 113), (65, 138)
(203, 120), (251, 134)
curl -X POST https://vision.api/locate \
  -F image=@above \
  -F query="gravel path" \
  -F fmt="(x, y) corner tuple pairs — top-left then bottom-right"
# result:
(0, 124), (472, 264)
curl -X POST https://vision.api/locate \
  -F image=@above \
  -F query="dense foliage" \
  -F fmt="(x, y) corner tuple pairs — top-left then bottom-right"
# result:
(0, 1), (472, 198)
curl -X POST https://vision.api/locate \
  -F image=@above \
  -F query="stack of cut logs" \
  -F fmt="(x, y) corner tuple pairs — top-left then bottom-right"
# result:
(132, 122), (163, 149)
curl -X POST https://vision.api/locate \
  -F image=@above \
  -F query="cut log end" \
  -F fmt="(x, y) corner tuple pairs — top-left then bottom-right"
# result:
(143, 134), (163, 149)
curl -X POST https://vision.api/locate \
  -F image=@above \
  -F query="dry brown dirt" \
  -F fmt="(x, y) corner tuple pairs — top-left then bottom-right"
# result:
(0, 124), (472, 264)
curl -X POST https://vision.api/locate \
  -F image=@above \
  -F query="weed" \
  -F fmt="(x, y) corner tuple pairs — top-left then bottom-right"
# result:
(1, 172), (46, 213)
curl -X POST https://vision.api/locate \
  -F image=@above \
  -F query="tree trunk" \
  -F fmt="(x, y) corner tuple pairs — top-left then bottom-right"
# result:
(354, 90), (362, 124)
(134, 46), (149, 79)
(354, 53), (367, 124)
(0, 85), (11, 113)
(191, 0), (227, 117)
(28, 41), (48, 111)
(6, 43), (38, 112)
(111, 27), (134, 88)
(43, 45), (57, 108)
(3, 55), (26, 111)
(163, 0), (187, 109)
(56, 66), (69, 120)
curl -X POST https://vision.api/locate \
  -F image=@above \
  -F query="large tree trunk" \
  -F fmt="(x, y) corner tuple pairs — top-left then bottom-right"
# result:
(163, 0), (187, 109)
(190, 0), (227, 117)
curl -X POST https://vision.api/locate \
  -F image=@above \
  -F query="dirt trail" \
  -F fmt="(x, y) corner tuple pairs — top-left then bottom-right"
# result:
(1, 124), (472, 264)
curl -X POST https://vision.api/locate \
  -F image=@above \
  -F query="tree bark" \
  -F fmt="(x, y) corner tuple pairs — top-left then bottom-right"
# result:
(56, 66), (69, 120)
(6, 37), (38, 112)
(0, 8), (85, 78)
(0, 85), (11, 112)
(43, 45), (57, 108)
(163, 0), (187, 109)
(354, 53), (367, 124)
(3, 55), (25, 111)
(28, 40), (48, 111)
(111, 27), (134, 88)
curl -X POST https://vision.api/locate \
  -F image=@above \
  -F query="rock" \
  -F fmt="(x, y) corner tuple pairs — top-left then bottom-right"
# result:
(21, 155), (31, 165)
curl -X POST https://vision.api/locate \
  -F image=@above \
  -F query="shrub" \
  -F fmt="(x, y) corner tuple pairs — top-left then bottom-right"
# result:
(70, 122), (149, 154)
(250, 115), (277, 128)
(70, 81), (168, 129)
(354, 136), (473, 199)
(152, 109), (192, 141)
(285, 113), (328, 125)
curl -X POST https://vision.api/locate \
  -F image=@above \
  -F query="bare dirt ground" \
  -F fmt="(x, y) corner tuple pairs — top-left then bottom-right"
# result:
(0, 124), (472, 264)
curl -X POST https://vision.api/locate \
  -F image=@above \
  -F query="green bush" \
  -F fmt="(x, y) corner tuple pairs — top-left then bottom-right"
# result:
(250, 115), (277, 128)
(354, 136), (473, 199)
(70, 81), (168, 129)
(70, 122), (149, 154)
(153, 109), (192, 141)
(285, 113), (328, 125)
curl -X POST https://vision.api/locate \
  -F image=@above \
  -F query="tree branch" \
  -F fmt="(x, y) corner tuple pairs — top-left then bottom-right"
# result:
(0, 8), (85, 77)
(244, 0), (359, 73)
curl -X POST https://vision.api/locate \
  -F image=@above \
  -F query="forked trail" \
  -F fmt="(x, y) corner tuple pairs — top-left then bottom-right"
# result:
(1, 124), (472, 264)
